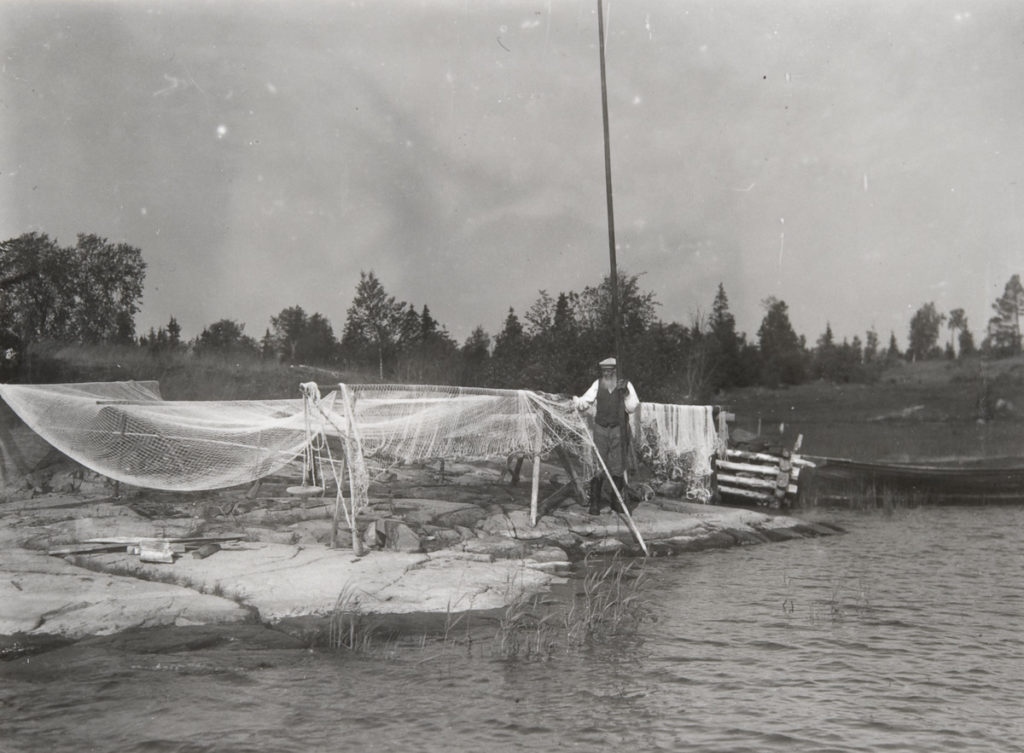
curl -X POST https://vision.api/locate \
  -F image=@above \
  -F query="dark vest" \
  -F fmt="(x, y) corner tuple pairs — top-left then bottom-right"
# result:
(595, 384), (621, 427)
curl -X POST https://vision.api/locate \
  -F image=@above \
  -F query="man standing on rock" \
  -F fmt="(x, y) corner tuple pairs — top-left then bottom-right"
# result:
(572, 357), (640, 516)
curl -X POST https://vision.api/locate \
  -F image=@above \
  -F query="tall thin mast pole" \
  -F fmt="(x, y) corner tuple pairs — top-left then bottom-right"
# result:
(597, 0), (622, 372)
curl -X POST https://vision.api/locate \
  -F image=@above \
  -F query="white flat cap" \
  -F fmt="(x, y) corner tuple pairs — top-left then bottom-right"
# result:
(599, 357), (616, 368)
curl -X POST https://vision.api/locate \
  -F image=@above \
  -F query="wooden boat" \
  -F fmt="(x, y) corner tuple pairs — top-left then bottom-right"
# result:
(794, 456), (1024, 506)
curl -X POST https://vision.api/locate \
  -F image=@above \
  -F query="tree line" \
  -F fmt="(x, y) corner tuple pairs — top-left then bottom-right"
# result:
(2, 232), (1023, 400)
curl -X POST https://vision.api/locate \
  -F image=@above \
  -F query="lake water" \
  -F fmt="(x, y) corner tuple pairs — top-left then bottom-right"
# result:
(3, 505), (1024, 753)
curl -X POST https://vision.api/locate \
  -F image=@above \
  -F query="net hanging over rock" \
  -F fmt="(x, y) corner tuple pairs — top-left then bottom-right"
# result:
(635, 403), (726, 502)
(0, 381), (328, 492)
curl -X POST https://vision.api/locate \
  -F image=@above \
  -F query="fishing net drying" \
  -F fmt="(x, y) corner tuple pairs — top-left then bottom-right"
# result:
(0, 381), (726, 514)
(635, 403), (726, 502)
(343, 383), (597, 478)
(0, 381), (328, 492)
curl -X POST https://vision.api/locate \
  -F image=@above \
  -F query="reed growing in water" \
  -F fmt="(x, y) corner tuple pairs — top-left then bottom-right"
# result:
(324, 556), (653, 660)
(494, 556), (652, 660)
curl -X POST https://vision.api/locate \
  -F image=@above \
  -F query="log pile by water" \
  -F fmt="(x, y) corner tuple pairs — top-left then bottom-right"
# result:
(715, 441), (816, 509)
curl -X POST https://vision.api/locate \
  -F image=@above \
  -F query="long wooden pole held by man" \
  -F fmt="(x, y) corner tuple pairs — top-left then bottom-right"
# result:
(595, 0), (647, 558)
(596, 0), (630, 482)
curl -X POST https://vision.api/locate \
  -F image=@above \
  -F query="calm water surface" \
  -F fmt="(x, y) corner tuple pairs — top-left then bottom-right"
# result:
(3, 505), (1024, 753)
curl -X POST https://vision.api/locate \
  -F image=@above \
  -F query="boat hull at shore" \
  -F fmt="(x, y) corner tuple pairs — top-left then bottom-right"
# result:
(796, 456), (1024, 506)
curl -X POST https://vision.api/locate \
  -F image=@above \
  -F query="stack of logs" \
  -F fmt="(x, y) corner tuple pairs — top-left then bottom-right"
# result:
(715, 440), (816, 508)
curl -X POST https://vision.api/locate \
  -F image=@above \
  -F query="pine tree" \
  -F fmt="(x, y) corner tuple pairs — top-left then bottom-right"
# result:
(986, 274), (1024, 356)
(491, 308), (528, 387)
(340, 271), (406, 378)
(757, 297), (804, 386)
(166, 316), (182, 347)
(887, 331), (901, 361)
(708, 283), (743, 389)
(864, 328), (879, 362)
(460, 326), (491, 386)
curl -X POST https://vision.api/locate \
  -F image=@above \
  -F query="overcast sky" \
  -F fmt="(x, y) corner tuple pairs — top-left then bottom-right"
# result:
(2, 0), (1022, 348)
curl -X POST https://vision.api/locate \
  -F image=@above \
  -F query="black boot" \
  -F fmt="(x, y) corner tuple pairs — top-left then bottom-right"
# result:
(610, 476), (627, 514)
(588, 476), (603, 515)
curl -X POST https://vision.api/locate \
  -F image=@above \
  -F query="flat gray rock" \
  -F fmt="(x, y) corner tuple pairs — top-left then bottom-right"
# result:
(0, 549), (251, 639)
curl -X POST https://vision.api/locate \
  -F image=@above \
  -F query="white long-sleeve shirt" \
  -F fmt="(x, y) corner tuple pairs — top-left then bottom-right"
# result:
(573, 379), (640, 414)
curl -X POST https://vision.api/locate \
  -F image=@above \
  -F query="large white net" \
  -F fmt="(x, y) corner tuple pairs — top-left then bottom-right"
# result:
(635, 403), (726, 502)
(0, 381), (324, 491)
(343, 383), (597, 478)
(0, 381), (726, 515)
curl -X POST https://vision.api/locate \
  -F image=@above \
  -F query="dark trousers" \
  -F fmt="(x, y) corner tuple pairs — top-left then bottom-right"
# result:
(592, 422), (627, 476)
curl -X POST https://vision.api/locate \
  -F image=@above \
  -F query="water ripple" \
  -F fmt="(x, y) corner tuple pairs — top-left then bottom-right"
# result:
(4, 507), (1024, 752)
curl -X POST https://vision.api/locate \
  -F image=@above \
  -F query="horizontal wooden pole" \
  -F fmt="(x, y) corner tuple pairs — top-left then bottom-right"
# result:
(725, 448), (815, 468)
(340, 383), (535, 400)
(717, 459), (781, 476)
(717, 473), (798, 495)
(717, 484), (776, 502)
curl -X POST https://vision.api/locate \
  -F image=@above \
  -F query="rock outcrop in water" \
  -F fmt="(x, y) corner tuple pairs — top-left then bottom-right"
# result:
(0, 456), (842, 655)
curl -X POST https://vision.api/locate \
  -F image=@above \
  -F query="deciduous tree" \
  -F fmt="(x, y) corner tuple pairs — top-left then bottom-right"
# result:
(1, 232), (145, 344)
(270, 305), (309, 363)
(267, 306), (338, 365)
(574, 271), (658, 345)
(947, 308), (967, 358)
(193, 319), (258, 357)
(907, 302), (945, 361)
(73, 234), (146, 343)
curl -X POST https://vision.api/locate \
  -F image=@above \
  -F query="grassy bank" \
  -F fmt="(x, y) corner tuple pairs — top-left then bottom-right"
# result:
(719, 355), (1024, 462)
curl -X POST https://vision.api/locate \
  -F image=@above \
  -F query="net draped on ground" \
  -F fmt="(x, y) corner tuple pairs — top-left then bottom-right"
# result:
(0, 381), (726, 514)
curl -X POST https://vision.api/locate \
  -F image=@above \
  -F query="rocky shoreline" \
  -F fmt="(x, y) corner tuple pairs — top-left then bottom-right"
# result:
(0, 457), (843, 657)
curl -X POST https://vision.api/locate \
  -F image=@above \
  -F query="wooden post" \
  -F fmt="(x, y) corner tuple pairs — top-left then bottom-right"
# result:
(330, 451), (346, 549)
(529, 419), (544, 526)
(342, 393), (364, 557)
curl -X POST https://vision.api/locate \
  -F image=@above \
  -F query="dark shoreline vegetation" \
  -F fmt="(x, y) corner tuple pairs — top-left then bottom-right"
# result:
(2, 233), (1023, 403)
